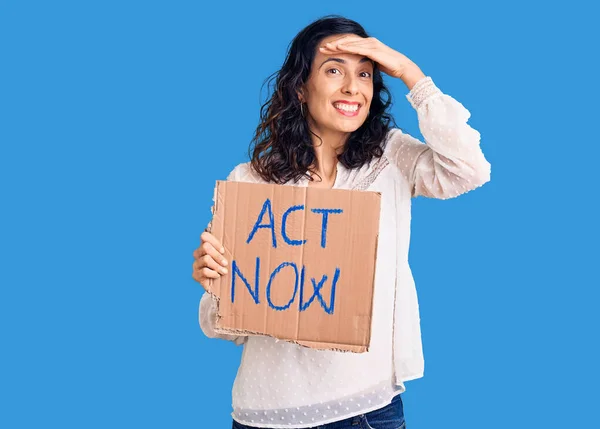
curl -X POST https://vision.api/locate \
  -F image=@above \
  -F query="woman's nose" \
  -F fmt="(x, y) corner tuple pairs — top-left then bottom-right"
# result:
(342, 76), (359, 95)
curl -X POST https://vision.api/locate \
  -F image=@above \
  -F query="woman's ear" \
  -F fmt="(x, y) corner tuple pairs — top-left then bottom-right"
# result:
(297, 87), (305, 103)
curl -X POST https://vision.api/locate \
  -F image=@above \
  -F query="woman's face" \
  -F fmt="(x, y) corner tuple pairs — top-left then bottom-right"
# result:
(300, 34), (374, 136)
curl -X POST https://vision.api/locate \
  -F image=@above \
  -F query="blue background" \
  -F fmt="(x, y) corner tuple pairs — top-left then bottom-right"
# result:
(1, 1), (598, 427)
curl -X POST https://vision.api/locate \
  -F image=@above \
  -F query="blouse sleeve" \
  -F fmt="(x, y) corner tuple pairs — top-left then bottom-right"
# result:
(198, 163), (248, 346)
(384, 76), (491, 199)
(199, 292), (246, 345)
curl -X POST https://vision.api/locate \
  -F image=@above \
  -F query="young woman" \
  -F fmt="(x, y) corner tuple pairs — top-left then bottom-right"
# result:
(192, 15), (491, 429)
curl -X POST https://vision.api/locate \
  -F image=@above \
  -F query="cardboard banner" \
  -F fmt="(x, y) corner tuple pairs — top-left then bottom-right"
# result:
(205, 180), (381, 352)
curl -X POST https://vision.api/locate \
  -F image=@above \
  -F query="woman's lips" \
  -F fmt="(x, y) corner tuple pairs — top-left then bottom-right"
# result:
(333, 104), (360, 117)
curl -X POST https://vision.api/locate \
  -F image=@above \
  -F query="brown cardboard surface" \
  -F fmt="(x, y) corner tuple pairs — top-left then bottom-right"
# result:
(205, 180), (381, 352)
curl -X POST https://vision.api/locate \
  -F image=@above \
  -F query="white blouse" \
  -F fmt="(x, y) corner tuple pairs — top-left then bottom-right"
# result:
(199, 76), (491, 428)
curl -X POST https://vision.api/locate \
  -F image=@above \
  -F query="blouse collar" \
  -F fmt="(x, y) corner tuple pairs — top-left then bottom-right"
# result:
(295, 161), (347, 189)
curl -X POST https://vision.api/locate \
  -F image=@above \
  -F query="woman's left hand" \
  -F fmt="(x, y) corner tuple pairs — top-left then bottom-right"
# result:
(319, 35), (419, 80)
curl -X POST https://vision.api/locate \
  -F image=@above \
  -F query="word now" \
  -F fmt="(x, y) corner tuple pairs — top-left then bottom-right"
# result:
(231, 257), (340, 314)
(247, 198), (343, 249)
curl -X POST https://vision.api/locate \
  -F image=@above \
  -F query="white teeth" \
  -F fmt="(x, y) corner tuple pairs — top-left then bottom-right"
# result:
(334, 103), (359, 112)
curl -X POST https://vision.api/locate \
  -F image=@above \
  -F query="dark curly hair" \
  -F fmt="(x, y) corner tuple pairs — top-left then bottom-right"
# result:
(248, 15), (401, 184)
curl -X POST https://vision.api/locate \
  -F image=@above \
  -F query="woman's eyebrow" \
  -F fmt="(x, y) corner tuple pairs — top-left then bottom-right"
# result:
(318, 57), (374, 70)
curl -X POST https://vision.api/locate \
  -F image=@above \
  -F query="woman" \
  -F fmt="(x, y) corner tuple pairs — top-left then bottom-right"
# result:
(192, 15), (491, 429)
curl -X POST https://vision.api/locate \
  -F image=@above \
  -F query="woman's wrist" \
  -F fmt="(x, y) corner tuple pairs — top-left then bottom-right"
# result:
(400, 66), (427, 91)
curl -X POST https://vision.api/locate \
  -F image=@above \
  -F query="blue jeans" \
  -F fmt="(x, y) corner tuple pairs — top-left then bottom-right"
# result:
(232, 394), (405, 429)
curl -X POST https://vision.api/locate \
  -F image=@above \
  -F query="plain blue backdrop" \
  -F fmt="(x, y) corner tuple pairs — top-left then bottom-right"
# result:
(1, 1), (598, 427)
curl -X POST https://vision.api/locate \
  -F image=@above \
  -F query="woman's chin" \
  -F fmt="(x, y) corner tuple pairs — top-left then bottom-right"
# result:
(326, 118), (364, 133)
(311, 116), (365, 134)
(336, 122), (364, 133)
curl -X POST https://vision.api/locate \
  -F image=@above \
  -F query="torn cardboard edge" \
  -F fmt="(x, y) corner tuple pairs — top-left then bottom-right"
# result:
(214, 322), (368, 353)
(204, 179), (381, 353)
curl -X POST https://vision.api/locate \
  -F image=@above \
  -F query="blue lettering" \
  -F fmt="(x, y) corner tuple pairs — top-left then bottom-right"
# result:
(266, 262), (299, 311)
(310, 208), (343, 248)
(247, 198), (277, 248)
(281, 204), (307, 246)
(231, 257), (260, 304)
(299, 267), (340, 314)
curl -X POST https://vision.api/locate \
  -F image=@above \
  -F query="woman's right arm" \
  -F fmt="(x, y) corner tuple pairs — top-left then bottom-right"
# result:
(195, 163), (248, 345)
(199, 292), (246, 345)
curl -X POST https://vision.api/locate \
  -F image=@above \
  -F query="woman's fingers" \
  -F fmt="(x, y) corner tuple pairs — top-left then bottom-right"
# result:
(201, 254), (229, 275)
(192, 260), (205, 283)
(200, 231), (225, 254)
(192, 260), (223, 285)
(200, 267), (221, 279)
(192, 231), (229, 287)
(321, 34), (363, 48)
(199, 241), (228, 268)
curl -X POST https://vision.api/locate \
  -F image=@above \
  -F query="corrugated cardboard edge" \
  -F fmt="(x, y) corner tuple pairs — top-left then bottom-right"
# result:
(206, 181), (381, 353)
(366, 224), (379, 351)
(203, 180), (226, 332)
(294, 339), (367, 353)
(350, 189), (381, 352)
(214, 325), (368, 353)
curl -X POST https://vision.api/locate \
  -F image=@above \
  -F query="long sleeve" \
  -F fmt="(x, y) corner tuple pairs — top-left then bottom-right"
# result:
(385, 76), (491, 199)
(198, 163), (248, 345)
(199, 292), (246, 345)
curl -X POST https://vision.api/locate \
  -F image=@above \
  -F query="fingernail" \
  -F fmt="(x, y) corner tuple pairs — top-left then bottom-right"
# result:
(220, 247), (225, 254)
(221, 268), (228, 274)
(222, 259), (228, 266)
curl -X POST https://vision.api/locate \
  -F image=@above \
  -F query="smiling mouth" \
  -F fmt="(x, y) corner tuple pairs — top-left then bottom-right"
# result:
(333, 102), (361, 116)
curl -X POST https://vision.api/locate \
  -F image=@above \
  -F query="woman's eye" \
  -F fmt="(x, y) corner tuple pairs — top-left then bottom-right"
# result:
(327, 69), (371, 78)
